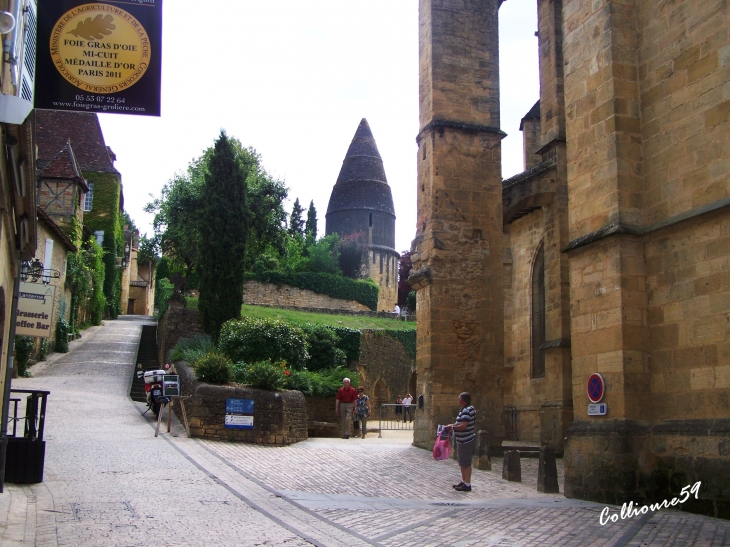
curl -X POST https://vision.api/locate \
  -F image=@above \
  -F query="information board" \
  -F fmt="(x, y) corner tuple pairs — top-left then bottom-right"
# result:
(225, 398), (254, 430)
(162, 375), (179, 397)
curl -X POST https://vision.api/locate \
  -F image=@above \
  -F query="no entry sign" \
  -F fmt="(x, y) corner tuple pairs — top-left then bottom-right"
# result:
(587, 373), (605, 404)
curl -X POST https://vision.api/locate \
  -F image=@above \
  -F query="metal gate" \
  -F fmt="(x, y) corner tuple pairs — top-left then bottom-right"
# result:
(378, 403), (416, 438)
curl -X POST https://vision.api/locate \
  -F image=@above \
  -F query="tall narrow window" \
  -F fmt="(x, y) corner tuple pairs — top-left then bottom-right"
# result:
(531, 244), (546, 378)
(43, 238), (54, 284)
(369, 213), (373, 227)
(83, 182), (94, 211)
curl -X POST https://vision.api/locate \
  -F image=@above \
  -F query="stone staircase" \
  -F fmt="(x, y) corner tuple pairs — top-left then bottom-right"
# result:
(130, 324), (160, 402)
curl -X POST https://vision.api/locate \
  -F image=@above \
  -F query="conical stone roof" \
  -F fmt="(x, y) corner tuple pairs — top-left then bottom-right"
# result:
(326, 119), (396, 217)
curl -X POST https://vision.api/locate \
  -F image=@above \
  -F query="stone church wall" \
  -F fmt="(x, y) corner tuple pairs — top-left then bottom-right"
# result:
(242, 280), (371, 312)
(504, 209), (545, 443)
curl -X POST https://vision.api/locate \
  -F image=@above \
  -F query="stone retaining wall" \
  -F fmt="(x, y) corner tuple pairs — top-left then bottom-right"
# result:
(158, 300), (205, 364)
(175, 362), (307, 445)
(243, 280), (370, 312)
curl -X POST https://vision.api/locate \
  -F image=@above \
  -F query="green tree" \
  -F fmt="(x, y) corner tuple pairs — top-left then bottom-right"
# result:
(288, 198), (304, 237)
(147, 139), (289, 280)
(144, 160), (204, 290)
(338, 232), (368, 279)
(137, 234), (159, 265)
(239, 145), (288, 270)
(305, 200), (318, 240)
(304, 234), (340, 275)
(198, 131), (250, 338)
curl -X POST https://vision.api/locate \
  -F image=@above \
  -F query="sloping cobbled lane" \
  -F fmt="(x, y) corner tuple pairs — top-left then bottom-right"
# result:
(1, 316), (728, 546)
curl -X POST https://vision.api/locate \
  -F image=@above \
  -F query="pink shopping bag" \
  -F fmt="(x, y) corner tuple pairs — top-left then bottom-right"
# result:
(432, 430), (451, 461)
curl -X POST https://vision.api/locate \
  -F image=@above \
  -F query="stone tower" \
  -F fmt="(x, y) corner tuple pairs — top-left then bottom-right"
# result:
(409, 0), (505, 449)
(326, 119), (399, 312)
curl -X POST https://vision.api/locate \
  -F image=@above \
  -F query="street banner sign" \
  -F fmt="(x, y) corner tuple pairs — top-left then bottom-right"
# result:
(225, 398), (254, 430)
(35, 0), (163, 116)
(16, 282), (56, 338)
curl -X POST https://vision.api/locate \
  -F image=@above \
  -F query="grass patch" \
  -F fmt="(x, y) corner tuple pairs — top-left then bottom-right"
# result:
(184, 298), (415, 331)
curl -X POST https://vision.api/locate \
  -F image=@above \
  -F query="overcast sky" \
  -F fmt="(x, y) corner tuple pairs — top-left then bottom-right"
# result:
(98, 0), (539, 254)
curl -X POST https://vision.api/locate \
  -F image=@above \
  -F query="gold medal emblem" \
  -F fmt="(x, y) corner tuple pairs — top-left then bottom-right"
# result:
(50, 3), (150, 94)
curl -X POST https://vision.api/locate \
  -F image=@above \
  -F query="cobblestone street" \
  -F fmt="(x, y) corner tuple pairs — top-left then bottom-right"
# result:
(1, 317), (728, 546)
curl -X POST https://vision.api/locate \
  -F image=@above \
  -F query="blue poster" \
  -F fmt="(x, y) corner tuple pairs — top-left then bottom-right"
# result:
(225, 398), (254, 429)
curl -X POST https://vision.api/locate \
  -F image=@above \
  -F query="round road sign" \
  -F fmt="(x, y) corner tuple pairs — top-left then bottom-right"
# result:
(587, 373), (605, 403)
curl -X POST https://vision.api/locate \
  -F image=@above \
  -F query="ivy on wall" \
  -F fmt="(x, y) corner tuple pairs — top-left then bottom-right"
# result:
(384, 329), (416, 359)
(81, 171), (123, 318)
(244, 271), (379, 311)
(66, 237), (105, 330)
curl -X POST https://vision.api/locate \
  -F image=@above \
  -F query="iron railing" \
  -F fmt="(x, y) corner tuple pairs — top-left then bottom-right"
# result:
(378, 403), (416, 438)
(8, 390), (49, 440)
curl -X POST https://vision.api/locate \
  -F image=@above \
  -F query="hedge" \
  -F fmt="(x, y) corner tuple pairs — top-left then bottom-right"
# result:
(244, 270), (379, 311)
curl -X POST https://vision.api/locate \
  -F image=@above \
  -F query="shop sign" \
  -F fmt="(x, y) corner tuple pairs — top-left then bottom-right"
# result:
(36, 0), (163, 116)
(16, 282), (56, 338)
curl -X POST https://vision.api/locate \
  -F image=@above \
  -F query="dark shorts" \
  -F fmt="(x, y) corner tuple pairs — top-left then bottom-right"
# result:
(457, 438), (475, 467)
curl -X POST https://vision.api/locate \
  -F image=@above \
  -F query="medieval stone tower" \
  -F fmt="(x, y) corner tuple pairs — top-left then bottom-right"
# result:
(413, 0), (730, 517)
(326, 119), (399, 312)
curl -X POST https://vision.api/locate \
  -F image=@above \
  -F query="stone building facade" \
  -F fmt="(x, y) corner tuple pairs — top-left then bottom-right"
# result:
(326, 119), (400, 312)
(34, 210), (77, 347)
(411, 0), (730, 516)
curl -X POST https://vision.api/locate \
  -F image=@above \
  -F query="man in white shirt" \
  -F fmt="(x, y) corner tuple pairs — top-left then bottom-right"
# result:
(402, 394), (413, 422)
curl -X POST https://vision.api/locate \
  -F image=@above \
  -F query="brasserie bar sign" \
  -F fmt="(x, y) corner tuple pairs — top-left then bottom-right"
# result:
(16, 283), (56, 338)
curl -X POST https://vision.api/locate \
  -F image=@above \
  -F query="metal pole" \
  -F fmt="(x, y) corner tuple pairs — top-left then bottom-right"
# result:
(0, 259), (22, 492)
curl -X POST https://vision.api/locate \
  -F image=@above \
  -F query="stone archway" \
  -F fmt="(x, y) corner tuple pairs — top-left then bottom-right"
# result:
(373, 378), (389, 413)
(408, 370), (417, 399)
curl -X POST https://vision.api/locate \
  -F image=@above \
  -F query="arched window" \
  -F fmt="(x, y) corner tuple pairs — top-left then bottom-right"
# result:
(531, 244), (545, 378)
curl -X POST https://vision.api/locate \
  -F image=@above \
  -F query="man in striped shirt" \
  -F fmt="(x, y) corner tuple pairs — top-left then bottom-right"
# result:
(445, 392), (476, 492)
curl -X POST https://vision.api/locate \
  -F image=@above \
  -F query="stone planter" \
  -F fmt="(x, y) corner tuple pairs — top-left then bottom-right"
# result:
(175, 362), (307, 445)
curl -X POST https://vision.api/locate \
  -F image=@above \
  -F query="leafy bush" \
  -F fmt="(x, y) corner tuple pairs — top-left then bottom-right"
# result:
(287, 367), (358, 397)
(245, 360), (287, 391)
(38, 339), (49, 361)
(231, 361), (251, 384)
(327, 327), (361, 362)
(193, 352), (232, 385)
(299, 324), (346, 372)
(14, 336), (34, 377)
(55, 319), (70, 353)
(170, 335), (215, 364)
(244, 270), (379, 311)
(218, 317), (309, 369)
(156, 278), (174, 319)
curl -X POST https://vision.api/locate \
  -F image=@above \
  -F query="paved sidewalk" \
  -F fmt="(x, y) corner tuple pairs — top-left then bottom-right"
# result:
(1, 316), (728, 546)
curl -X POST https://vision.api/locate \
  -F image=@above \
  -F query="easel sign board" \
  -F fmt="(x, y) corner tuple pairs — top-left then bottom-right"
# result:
(225, 398), (254, 430)
(163, 375), (180, 397)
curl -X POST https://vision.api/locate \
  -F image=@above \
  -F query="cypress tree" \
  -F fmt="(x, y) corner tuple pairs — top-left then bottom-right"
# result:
(288, 198), (304, 236)
(305, 200), (318, 240)
(198, 131), (249, 338)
